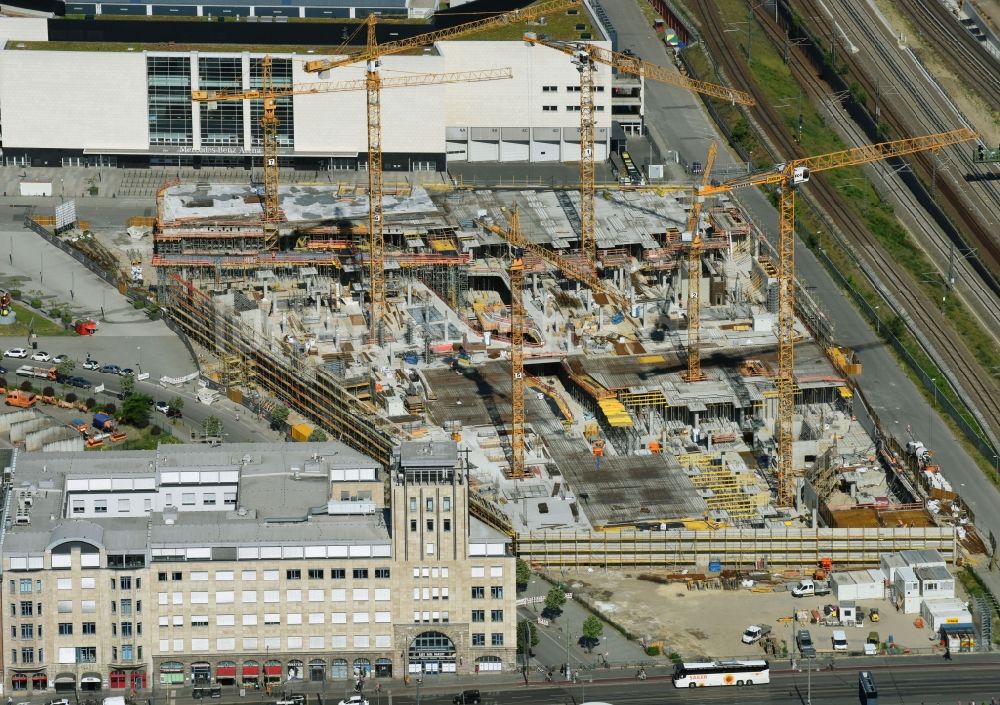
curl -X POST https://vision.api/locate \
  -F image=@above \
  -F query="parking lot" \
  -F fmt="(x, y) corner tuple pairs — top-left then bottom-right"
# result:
(555, 569), (953, 660)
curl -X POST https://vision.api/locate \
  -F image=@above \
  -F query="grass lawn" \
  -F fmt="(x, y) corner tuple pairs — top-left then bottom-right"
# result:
(102, 424), (182, 451)
(1, 303), (73, 337)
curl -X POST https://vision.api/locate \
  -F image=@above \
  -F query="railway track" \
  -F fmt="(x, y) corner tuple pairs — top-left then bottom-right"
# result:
(796, 0), (1000, 286)
(686, 0), (1000, 445)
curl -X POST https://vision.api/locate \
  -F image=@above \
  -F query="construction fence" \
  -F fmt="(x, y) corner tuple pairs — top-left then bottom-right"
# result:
(517, 526), (956, 568)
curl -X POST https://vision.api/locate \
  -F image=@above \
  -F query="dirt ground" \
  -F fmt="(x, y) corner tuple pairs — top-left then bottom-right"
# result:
(556, 569), (962, 660)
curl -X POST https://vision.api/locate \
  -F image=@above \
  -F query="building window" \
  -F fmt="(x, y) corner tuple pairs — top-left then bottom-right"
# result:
(352, 569), (368, 580)
(157, 572), (167, 582)
(120, 599), (132, 616)
(21, 648), (34, 663)
(224, 492), (237, 506)
(542, 85), (557, 92)
(442, 497), (451, 512)
(172, 572), (182, 581)
(82, 623), (96, 635)
(410, 520), (417, 532)
(443, 519), (451, 532)
(191, 616), (208, 627)
(286, 569), (302, 580)
(409, 498), (417, 512)
(374, 568), (390, 579)
(542, 105), (557, 111)
(491, 586), (504, 599)
(120, 622), (133, 638)
(181, 493), (195, 506)
(308, 569), (324, 580)
(425, 498), (434, 512)
(72, 500), (85, 514)
(472, 633), (485, 647)
(147, 55), (193, 147)
(250, 56), (294, 149)
(58, 623), (73, 635)
(491, 610), (503, 622)
(19, 601), (32, 617)
(471, 610), (485, 623)
(199, 56), (244, 147)
(75, 646), (97, 663)
(426, 519), (434, 531)
(203, 494), (216, 506)
(491, 633), (504, 647)
(471, 587), (484, 599)
(118, 498), (130, 512)
(120, 577), (132, 590)
(20, 624), (33, 639)
(331, 569), (345, 580)
(93, 499), (107, 513)
(19, 579), (32, 594)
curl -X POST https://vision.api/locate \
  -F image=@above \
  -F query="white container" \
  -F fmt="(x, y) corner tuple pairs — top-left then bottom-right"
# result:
(19, 180), (52, 197)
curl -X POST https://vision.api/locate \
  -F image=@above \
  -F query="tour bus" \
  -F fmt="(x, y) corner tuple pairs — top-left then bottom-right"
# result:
(672, 659), (770, 687)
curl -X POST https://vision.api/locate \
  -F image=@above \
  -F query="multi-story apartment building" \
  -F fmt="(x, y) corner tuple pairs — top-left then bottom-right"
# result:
(0, 441), (515, 695)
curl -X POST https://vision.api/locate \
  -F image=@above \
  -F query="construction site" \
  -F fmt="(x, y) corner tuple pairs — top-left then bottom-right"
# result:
(62, 1), (978, 563)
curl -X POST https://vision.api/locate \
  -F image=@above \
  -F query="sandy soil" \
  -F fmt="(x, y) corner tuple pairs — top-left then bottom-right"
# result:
(555, 569), (951, 660)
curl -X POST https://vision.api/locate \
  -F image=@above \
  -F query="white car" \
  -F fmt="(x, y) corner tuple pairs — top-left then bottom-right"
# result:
(30, 351), (51, 362)
(154, 400), (170, 415)
(82, 359), (100, 370)
(337, 698), (368, 705)
(4, 348), (28, 358)
(51, 354), (69, 364)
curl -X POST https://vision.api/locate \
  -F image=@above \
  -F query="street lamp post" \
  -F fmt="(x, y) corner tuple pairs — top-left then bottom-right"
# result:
(137, 346), (142, 374)
(806, 656), (812, 705)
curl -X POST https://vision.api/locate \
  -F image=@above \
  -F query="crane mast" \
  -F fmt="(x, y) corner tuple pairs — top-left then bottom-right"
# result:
(681, 142), (717, 383)
(508, 210), (526, 479)
(575, 49), (597, 263)
(365, 17), (386, 338)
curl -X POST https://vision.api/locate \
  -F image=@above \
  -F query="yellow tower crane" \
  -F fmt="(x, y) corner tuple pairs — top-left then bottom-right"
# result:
(681, 142), (717, 382)
(302, 0), (582, 337)
(508, 209), (527, 479)
(524, 37), (756, 263)
(193, 61), (513, 253)
(697, 128), (976, 505)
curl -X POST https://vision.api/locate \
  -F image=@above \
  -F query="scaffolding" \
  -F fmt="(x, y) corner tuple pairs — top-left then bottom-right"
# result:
(679, 453), (764, 519)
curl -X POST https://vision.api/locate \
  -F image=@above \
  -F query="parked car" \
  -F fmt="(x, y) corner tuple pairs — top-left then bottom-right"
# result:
(120, 368), (135, 377)
(337, 697), (368, 705)
(51, 354), (69, 364)
(66, 376), (91, 389)
(82, 359), (100, 370)
(4, 348), (28, 358)
(741, 624), (772, 644)
(796, 629), (816, 658)
(791, 578), (831, 597)
(155, 400), (170, 414)
(45, 698), (71, 705)
(0, 365), (7, 374)
(832, 630), (848, 651)
(454, 691), (481, 705)
(30, 351), (51, 362)
(99, 364), (121, 375)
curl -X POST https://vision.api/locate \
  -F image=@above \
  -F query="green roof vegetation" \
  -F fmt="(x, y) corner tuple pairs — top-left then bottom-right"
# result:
(456, 6), (595, 41)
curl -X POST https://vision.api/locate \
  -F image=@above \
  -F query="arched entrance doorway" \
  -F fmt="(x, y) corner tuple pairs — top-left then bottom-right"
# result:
(263, 660), (282, 684)
(374, 659), (392, 678)
(241, 661), (260, 686)
(308, 660), (325, 682)
(54, 673), (76, 692)
(331, 659), (348, 680)
(475, 656), (502, 673)
(353, 659), (371, 678)
(159, 661), (184, 686)
(81, 672), (103, 691)
(408, 632), (456, 674)
(10, 674), (27, 692)
(216, 661), (237, 685)
(191, 662), (211, 686)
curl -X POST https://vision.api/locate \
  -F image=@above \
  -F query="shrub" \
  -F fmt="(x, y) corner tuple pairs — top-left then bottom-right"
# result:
(103, 403), (116, 414)
(20, 381), (32, 392)
(42, 386), (54, 397)
(30, 298), (42, 309)
(49, 307), (62, 318)
(65, 393), (78, 403)
(9, 289), (21, 299)
(133, 300), (145, 310)
(85, 397), (97, 409)
(150, 425), (162, 436)
(645, 645), (661, 657)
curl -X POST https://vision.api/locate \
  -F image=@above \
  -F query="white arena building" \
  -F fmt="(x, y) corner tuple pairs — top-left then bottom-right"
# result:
(0, 15), (645, 169)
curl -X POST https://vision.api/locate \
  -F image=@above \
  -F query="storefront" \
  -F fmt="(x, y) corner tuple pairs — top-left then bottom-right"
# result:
(374, 659), (393, 678)
(241, 661), (260, 686)
(130, 671), (148, 690)
(331, 660), (348, 680)
(32, 673), (48, 691)
(353, 659), (372, 678)
(81, 672), (103, 691)
(286, 660), (303, 681)
(308, 660), (325, 682)
(191, 663), (212, 685)
(10, 674), (27, 692)
(263, 661), (282, 684)
(474, 656), (502, 673)
(216, 661), (237, 685)
(159, 661), (185, 686)
(54, 673), (77, 692)
(408, 632), (457, 674)
(111, 670), (128, 689)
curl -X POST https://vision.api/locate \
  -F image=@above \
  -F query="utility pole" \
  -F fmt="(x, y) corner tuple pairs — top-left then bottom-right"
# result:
(806, 656), (812, 705)
(746, 3), (753, 63)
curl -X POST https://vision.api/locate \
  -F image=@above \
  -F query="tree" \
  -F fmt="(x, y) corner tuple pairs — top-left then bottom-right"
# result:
(515, 559), (531, 592)
(121, 393), (153, 429)
(42, 386), (55, 398)
(271, 404), (290, 430)
(120, 373), (135, 399)
(168, 396), (184, 414)
(84, 397), (97, 410)
(65, 393), (77, 404)
(203, 416), (223, 439)
(580, 615), (603, 653)
(104, 402), (117, 414)
(516, 620), (538, 655)
(543, 585), (566, 619)
(307, 428), (328, 442)
(56, 359), (75, 390)
(20, 380), (32, 392)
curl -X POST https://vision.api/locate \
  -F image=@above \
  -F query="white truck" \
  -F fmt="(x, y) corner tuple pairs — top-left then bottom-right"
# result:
(741, 624), (773, 644)
(791, 578), (831, 597)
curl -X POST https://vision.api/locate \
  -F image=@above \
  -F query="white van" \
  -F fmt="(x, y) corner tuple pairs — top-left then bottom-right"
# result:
(832, 630), (848, 651)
